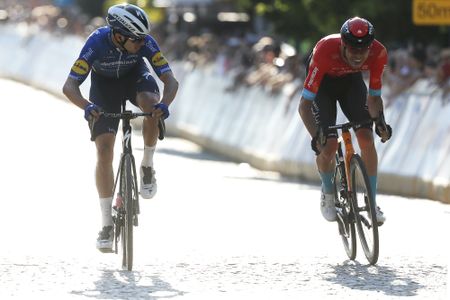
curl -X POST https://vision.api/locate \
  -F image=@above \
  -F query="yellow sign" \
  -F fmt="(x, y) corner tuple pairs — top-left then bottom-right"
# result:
(413, 0), (450, 25)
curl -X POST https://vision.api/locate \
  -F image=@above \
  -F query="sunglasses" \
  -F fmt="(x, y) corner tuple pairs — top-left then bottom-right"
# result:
(128, 36), (145, 43)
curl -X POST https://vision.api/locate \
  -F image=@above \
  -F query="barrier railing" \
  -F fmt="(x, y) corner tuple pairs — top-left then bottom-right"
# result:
(1, 24), (448, 203)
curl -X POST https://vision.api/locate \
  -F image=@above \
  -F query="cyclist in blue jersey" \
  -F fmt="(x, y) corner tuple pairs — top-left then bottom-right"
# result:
(62, 4), (179, 252)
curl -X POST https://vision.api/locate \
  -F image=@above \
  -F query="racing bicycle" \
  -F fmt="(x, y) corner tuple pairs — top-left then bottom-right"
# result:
(326, 120), (380, 265)
(97, 107), (165, 271)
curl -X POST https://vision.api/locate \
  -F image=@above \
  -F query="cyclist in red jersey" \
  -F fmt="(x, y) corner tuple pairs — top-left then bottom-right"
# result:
(298, 17), (392, 224)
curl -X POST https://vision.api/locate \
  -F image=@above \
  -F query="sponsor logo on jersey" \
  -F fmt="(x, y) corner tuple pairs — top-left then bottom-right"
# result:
(82, 48), (94, 60)
(307, 66), (318, 88)
(71, 59), (89, 75)
(151, 52), (168, 67)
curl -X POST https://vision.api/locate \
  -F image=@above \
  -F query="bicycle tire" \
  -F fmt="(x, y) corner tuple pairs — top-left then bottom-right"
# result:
(121, 154), (134, 271)
(334, 157), (357, 261)
(350, 154), (379, 265)
(131, 155), (140, 223)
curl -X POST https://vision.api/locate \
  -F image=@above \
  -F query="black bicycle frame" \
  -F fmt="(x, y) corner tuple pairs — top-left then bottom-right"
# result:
(113, 111), (140, 217)
(121, 112), (134, 155)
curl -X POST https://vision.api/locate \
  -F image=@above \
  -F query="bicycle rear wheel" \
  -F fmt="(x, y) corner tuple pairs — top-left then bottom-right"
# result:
(334, 157), (356, 261)
(120, 154), (134, 271)
(350, 154), (379, 265)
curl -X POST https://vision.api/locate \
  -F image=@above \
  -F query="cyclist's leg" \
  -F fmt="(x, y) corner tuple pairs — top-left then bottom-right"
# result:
(94, 133), (116, 225)
(339, 73), (384, 223)
(89, 73), (123, 248)
(313, 75), (340, 192)
(136, 88), (160, 148)
(128, 62), (161, 151)
(94, 134), (116, 198)
(339, 73), (378, 198)
(312, 76), (341, 221)
(354, 128), (385, 223)
(128, 63), (161, 199)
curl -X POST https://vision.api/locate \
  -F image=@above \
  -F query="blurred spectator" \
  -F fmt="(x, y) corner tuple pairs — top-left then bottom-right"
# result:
(224, 36), (280, 92)
(436, 48), (450, 101)
(244, 44), (279, 88)
(185, 32), (219, 68)
(0, 0), (448, 103)
(266, 42), (303, 92)
(0, 0), (97, 36)
(411, 44), (426, 73)
(384, 48), (423, 103)
(221, 36), (256, 91)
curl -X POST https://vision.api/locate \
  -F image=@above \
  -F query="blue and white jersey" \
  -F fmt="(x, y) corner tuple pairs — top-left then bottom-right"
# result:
(69, 26), (171, 83)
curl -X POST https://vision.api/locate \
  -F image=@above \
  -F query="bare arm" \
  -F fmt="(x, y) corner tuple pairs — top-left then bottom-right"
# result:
(159, 71), (179, 106)
(367, 95), (384, 119)
(62, 77), (90, 110)
(298, 97), (317, 138)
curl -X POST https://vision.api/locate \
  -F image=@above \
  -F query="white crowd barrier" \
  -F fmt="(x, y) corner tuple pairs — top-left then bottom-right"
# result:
(1, 24), (448, 203)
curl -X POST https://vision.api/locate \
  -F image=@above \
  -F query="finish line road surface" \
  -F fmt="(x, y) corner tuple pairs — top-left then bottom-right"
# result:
(0, 78), (448, 299)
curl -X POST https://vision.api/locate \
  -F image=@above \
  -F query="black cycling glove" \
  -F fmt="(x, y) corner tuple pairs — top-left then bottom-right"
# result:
(311, 127), (327, 155)
(374, 112), (392, 143)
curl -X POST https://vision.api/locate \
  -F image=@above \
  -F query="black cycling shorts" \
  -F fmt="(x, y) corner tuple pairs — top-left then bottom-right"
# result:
(88, 60), (160, 141)
(311, 72), (373, 138)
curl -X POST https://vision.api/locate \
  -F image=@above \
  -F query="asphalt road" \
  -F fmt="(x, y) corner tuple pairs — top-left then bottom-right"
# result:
(0, 79), (448, 299)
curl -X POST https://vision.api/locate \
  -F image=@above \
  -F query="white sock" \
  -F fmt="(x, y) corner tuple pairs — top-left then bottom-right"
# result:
(99, 197), (113, 227)
(142, 145), (156, 167)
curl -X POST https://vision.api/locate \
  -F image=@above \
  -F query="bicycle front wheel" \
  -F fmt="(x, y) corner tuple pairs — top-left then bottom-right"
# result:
(334, 158), (356, 261)
(350, 154), (379, 265)
(120, 154), (134, 271)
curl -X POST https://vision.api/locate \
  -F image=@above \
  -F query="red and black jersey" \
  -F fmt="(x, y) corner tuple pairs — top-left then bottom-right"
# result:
(302, 34), (388, 101)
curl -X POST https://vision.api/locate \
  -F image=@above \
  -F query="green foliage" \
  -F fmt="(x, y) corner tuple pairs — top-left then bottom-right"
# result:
(75, 0), (448, 47)
(234, 0), (449, 47)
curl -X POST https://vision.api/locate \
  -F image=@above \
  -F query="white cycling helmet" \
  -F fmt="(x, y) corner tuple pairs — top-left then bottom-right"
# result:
(106, 4), (151, 38)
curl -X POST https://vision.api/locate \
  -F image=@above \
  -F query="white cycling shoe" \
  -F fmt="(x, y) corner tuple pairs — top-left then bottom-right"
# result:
(96, 225), (113, 253)
(140, 166), (157, 199)
(375, 206), (386, 225)
(320, 191), (337, 222)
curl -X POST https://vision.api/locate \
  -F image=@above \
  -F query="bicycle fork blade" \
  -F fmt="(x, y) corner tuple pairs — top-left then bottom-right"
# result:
(337, 211), (350, 238)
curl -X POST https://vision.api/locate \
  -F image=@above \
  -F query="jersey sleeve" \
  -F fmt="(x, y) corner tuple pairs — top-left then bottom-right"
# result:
(302, 45), (327, 101)
(68, 32), (99, 84)
(368, 46), (388, 96)
(141, 37), (172, 77)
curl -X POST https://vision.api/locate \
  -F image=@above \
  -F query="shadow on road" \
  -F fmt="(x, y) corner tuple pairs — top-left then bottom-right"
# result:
(155, 147), (231, 163)
(71, 269), (185, 299)
(325, 260), (425, 297)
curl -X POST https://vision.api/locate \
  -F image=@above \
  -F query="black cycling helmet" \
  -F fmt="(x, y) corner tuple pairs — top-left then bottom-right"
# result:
(106, 4), (151, 38)
(340, 17), (375, 49)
